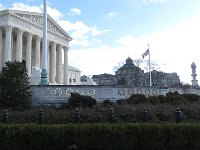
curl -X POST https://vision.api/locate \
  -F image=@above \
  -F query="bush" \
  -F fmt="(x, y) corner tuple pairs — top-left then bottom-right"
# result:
(101, 99), (113, 107)
(182, 94), (200, 102)
(166, 92), (188, 105)
(148, 96), (160, 105)
(68, 93), (96, 108)
(0, 123), (200, 150)
(127, 94), (148, 104)
(157, 95), (167, 104)
(0, 61), (32, 110)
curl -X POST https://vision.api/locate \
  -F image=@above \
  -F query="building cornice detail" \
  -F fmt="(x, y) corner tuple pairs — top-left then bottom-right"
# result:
(0, 9), (72, 47)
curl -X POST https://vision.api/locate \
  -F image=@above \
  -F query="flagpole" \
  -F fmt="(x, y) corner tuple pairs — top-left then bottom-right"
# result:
(40, 0), (49, 85)
(148, 44), (152, 87)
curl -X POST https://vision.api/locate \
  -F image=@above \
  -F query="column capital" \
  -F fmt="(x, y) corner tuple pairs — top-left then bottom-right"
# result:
(57, 44), (62, 49)
(50, 41), (57, 46)
(26, 32), (32, 38)
(63, 46), (69, 51)
(4, 25), (12, 32)
(16, 28), (23, 35)
(35, 35), (41, 41)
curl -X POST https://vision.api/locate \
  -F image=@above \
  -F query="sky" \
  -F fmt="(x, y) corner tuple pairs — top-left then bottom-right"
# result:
(1, 0), (200, 84)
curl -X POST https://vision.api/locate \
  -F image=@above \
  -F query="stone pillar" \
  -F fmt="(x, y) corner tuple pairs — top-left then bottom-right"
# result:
(35, 35), (41, 67)
(50, 42), (56, 84)
(26, 33), (32, 75)
(63, 46), (69, 85)
(16, 28), (23, 62)
(11, 35), (14, 61)
(56, 44), (62, 84)
(4, 25), (12, 63)
(0, 27), (2, 70)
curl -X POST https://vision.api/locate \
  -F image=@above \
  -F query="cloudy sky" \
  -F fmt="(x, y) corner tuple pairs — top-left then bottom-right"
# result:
(1, 0), (200, 84)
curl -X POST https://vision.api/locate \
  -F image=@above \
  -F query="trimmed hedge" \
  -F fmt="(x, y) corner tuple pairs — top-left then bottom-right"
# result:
(0, 123), (200, 150)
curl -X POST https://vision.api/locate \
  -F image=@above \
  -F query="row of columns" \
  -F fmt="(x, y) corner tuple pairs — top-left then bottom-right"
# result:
(0, 25), (69, 85)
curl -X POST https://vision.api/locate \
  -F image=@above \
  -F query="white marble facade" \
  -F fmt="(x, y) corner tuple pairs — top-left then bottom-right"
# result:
(0, 9), (72, 85)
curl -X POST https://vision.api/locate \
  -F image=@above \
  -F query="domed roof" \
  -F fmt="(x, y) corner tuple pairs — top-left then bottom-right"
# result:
(126, 57), (133, 65)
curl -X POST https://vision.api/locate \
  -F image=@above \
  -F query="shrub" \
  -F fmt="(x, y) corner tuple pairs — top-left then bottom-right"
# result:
(127, 94), (148, 104)
(166, 91), (188, 105)
(101, 99), (113, 107)
(182, 94), (200, 102)
(148, 96), (160, 105)
(0, 123), (200, 150)
(68, 93), (96, 108)
(157, 95), (167, 104)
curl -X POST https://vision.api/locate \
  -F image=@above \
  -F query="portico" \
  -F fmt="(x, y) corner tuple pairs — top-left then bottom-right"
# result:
(0, 9), (72, 85)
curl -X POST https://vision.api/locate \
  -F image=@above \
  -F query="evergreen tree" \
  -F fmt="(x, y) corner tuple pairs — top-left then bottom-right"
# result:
(0, 61), (32, 110)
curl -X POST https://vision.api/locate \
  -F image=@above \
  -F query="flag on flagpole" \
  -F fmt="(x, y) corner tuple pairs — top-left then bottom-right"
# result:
(142, 48), (149, 59)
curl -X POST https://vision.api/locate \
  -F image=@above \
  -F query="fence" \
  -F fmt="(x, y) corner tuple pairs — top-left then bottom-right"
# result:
(1, 107), (183, 124)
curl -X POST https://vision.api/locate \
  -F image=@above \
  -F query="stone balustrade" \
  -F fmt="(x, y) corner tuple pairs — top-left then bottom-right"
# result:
(31, 85), (185, 105)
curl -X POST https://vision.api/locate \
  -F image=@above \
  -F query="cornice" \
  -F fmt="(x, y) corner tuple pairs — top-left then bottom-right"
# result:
(0, 9), (72, 43)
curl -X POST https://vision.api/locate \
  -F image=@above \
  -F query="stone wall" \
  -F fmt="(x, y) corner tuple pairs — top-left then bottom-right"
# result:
(31, 85), (186, 105)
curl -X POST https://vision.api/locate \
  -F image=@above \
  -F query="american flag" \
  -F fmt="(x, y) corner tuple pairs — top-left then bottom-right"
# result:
(142, 48), (149, 59)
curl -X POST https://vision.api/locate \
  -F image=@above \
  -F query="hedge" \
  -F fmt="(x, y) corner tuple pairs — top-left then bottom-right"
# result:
(0, 123), (200, 150)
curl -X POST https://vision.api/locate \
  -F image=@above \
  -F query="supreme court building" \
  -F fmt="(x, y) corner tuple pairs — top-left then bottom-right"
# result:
(0, 9), (72, 85)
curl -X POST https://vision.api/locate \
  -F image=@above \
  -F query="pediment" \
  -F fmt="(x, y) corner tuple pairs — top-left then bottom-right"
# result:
(8, 9), (72, 40)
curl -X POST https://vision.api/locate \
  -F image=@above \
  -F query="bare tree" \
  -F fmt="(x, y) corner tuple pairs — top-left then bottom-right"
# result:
(112, 61), (125, 72)
(151, 70), (167, 86)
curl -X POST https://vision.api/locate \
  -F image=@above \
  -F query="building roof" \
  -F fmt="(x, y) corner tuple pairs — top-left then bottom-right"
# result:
(68, 66), (81, 72)
(0, 9), (72, 42)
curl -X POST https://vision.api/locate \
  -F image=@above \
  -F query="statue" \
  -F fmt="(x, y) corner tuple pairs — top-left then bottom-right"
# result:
(32, 64), (41, 77)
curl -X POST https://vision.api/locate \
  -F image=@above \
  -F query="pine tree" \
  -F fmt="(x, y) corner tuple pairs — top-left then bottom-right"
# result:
(0, 61), (32, 110)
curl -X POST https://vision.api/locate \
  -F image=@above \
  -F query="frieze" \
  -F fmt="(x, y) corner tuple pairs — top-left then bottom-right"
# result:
(0, 12), (70, 46)
(13, 12), (70, 39)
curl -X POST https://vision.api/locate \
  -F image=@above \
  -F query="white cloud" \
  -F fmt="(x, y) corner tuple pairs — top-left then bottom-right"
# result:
(10, 3), (63, 21)
(107, 12), (118, 17)
(131, 0), (167, 7)
(149, 0), (167, 3)
(46, 6), (63, 21)
(91, 25), (109, 36)
(7, 2), (107, 47)
(10, 2), (42, 13)
(67, 8), (81, 16)
(0, 4), (4, 10)
(143, 0), (167, 3)
(58, 20), (109, 46)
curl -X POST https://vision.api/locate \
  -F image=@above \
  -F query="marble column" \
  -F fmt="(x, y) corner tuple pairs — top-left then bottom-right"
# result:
(63, 46), (69, 85)
(4, 25), (12, 63)
(16, 28), (23, 62)
(0, 27), (2, 70)
(35, 35), (41, 67)
(11, 35), (14, 61)
(56, 44), (62, 84)
(50, 42), (56, 84)
(26, 33), (32, 75)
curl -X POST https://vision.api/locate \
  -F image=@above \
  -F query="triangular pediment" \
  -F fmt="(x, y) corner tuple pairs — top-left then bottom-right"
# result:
(6, 9), (72, 40)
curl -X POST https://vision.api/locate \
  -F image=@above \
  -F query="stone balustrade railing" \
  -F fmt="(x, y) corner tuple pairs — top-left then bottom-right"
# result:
(31, 85), (185, 105)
